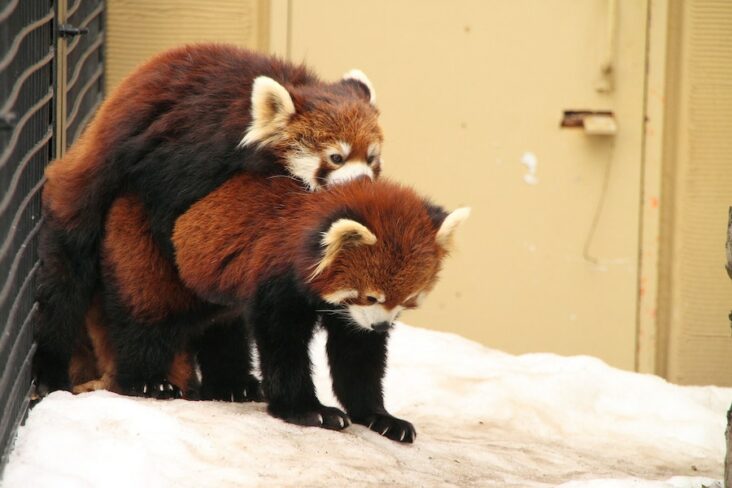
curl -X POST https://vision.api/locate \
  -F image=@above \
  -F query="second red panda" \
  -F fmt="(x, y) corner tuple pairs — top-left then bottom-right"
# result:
(95, 175), (469, 442)
(35, 43), (384, 392)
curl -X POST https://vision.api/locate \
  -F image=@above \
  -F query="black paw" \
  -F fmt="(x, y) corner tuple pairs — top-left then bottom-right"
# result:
(128, 379), (182, 400)
(32, 355), (71, 396)
(355, 412), (416, 443)
(272, 405), (351, 431)
(200, 375), (264, 403)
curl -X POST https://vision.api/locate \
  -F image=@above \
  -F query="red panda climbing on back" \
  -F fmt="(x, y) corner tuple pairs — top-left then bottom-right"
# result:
(96, 174), (469, 442)
(34, 44), (384, 393)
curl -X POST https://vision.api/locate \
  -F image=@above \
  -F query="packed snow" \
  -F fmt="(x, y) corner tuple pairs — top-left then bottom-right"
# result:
(3, 324), (730, 487)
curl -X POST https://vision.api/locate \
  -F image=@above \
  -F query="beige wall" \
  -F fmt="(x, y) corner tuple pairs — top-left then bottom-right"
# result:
(656, 0), (732, 386)
(280, 0), (649, 372)
(106, 0), (269, 91)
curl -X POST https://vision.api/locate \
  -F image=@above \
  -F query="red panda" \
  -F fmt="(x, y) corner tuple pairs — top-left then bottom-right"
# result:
(95, 174), (468, 442)
(34, 43), (384, 393)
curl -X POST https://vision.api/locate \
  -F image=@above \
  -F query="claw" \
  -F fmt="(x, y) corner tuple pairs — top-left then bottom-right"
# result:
(380, 426), (389, 436)
(143, 384), (148, 394)
(399, 430), (406, 442)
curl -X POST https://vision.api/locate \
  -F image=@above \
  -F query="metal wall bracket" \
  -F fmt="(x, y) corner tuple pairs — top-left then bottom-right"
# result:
(58, 24), (89, 38)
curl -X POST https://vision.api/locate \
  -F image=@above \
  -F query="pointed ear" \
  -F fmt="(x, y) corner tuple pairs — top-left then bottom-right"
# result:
(310, 218), (377, 280)
(424, 201), (449, 230)
(240, 76), (295, 147)
(436, 207), (471, 249)
(342, 69), (376, 105)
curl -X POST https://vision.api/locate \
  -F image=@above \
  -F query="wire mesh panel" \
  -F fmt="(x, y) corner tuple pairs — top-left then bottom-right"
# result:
(65, 0), (104, 145)
(0, 0), (55, 468)
(0, 0), (104, 471)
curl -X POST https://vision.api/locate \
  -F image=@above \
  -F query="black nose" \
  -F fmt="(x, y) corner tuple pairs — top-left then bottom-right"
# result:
(372, 321), (393, 333)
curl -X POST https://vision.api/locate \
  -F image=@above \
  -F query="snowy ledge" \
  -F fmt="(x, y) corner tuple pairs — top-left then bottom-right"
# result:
(4, 324), (730, 488)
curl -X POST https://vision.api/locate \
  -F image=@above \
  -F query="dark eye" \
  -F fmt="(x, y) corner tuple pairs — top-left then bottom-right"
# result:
(366, 295), (379, 305)
(330, 154), (344, 164)
(366, 154), (378, 164)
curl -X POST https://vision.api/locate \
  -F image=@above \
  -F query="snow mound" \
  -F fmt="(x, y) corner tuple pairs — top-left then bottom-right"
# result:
(3, 324), (730, 487)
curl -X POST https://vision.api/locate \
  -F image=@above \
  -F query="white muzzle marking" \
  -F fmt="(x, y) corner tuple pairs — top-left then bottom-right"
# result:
(327, 162), (374, 186)
(347, 304), (403, 330)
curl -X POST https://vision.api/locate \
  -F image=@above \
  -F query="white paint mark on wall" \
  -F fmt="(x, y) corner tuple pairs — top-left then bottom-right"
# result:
(521, 152), (539, 185)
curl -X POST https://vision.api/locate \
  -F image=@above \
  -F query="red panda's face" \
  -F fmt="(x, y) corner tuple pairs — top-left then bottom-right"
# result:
(319, 242), (442, 331)
(282, 100), (383, 190)
(240, 73), (383, 191)
(308, 189), (471, 332)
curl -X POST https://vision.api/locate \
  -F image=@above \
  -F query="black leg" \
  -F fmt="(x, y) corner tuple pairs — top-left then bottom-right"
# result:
(34, 223), (99, 394)
(107, 316), (183, 400)
(195, 318), (263, 402)
(323, 313), (416, 443)
(249, 274), (349, 431)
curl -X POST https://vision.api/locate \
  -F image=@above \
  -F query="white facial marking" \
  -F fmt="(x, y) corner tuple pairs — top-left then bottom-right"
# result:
(337, 141), (352, 159)
(367, 291), (386, 303)
(347, 304), (402, 330)
(327, 162), (374, 186)
(286, 151), (321, 190)
(367, 142), (381, 160)
(322, 289), (358, 304)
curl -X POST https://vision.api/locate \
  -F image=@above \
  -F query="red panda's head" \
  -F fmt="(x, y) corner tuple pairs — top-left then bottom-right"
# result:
(239, 71), (383, 190)
(307, 180), (470, 331)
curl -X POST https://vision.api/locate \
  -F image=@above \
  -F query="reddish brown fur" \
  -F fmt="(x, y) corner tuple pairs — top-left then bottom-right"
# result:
(37, 43), (383, 395)
(275, 97), (382, 177)
(69, 291), (195, 395)
(68, 330), (98, 388)
(167, 353), (195, 392)
(103, 196), (197, 323)
(43, 43), (380, 226)
(70, 296), (116, 393)
(42, 45), (223, 226)
(173, 176), (446, 307)
(70, 179), (447, 399)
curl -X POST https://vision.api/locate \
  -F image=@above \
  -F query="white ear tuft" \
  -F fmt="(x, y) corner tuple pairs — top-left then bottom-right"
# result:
(342, 69), (376, 105)
(240, 76), (295, 148)
(309, 219), (377, 280)
(436, 207), (471, 248)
